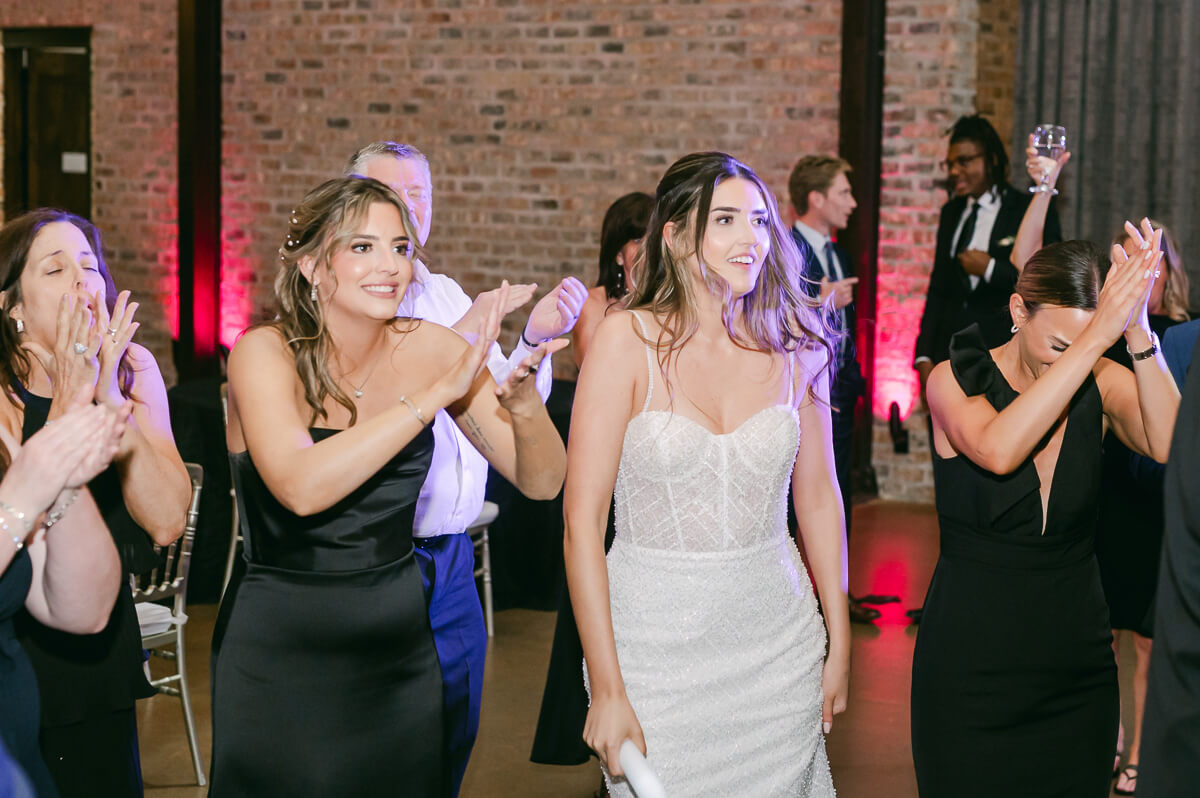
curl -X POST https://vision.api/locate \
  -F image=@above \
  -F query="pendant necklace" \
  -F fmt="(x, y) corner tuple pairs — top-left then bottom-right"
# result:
(343, 348), (385, 399)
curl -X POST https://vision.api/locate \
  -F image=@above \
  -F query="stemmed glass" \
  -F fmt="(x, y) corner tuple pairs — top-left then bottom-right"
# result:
(1029, 124), (1067, 195)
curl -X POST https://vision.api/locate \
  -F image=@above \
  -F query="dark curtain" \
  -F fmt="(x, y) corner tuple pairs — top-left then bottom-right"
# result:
(1014, 0), (1200, 308)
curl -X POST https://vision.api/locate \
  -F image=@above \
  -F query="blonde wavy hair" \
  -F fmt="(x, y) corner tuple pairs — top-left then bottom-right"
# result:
(625, 151), (837, 398)
(269, 175), (424, 426)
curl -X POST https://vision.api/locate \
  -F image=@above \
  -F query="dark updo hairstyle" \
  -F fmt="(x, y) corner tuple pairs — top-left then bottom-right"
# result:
(597, 192), (653, 301)
(1016, 240), (1104, 314)
(0, 208), (135, 409)
(948, 114), (1010, 191)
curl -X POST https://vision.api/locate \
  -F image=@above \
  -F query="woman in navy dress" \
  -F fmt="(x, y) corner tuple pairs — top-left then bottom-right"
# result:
(211, 176), (566, 796)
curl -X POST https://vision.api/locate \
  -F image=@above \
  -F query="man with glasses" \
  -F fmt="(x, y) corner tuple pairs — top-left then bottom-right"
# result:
(907, 116), (1060, 624)
(913, 115), (1061, 395)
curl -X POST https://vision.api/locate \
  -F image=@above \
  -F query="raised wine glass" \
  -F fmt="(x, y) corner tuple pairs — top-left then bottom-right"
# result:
(1030, 124), (1067, 195)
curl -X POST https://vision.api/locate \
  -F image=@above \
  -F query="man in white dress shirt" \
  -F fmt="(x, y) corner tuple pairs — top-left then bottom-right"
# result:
(346, 141), (588, 795)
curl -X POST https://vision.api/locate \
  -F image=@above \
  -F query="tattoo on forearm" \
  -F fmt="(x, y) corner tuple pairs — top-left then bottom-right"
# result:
(461, 412), (495, 455)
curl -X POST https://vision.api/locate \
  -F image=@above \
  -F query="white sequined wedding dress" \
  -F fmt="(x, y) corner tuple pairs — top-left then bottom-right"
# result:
(589, 312), (835, 797)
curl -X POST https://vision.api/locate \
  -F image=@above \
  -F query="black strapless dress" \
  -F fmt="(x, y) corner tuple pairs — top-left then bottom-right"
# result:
(210, 427), (445, 797)
(911, 326), (1118, 798)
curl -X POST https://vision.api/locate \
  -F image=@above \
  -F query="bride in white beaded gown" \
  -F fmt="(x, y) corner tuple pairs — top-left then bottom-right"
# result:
(565, 152), (850, 797)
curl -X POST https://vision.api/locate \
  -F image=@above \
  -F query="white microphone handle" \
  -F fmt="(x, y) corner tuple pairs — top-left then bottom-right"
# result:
(618, 739), (666, 798)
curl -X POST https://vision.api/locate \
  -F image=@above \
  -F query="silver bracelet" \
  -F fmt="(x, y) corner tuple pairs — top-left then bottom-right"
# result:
(398, 395), (428, 426)
(0, 501), (33, 535)
(1, 514), (22, 552)
(42, 489), (79, 530)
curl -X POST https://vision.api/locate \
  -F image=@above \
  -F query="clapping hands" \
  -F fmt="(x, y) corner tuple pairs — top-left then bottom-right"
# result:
(0, 389), (130, 538)
(1088, 219), (1163, 347)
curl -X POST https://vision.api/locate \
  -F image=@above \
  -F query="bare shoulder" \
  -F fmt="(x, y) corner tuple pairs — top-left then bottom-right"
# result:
(395, 317), (468, 359)
(591, 308), (652, 357)
(925, 359), (960, 399)
(228, 325), (292, 373)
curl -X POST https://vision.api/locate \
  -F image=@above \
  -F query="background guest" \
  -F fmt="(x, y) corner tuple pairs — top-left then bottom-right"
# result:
(570, 192), (653, 368)
(1139, 324), (1200, 798)
(0, 209), (190, 798)
(913, 114), (1063, 395)
(530, 191), (651, 793)
(788, 154), (896, 624)
(1094, 221), (1189, 795)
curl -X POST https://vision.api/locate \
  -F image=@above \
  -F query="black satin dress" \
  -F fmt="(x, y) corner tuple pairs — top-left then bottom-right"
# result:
(911, 327), (1118, 798)
(210, 426), (445, 797)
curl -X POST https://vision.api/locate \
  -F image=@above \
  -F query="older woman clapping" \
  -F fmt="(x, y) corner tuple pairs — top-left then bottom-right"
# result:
(0, 209), (190, 798)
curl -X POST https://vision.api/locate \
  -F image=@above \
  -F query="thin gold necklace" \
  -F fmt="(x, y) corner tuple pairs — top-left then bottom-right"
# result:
(340, 347), (386, 399)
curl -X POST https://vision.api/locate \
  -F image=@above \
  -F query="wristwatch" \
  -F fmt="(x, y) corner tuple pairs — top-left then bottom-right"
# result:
(1126, 331), (1160, 362)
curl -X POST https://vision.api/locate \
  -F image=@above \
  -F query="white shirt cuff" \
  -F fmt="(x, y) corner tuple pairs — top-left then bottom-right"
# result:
(507, 336), (553, 403)
(982, 258), (996, 283)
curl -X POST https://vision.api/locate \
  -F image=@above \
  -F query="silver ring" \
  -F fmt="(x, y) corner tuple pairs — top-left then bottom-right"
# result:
(73, 342), (87, 355)
(106, 327), (117, 336)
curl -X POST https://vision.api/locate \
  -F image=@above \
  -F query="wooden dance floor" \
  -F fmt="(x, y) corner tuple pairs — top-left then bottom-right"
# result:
(137, 500), (1136, 797)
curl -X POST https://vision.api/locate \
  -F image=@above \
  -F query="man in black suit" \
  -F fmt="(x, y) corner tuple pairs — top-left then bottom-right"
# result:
(913, 114), (1061, 395)
(788, 155), (890, 624)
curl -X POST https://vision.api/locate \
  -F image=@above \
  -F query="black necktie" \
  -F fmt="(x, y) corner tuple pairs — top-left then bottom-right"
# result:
(954, 201), (979, 258)
(824, 240), (849, 357)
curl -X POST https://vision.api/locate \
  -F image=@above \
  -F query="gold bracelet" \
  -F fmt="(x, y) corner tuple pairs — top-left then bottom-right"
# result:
(398, 395), (428, 426)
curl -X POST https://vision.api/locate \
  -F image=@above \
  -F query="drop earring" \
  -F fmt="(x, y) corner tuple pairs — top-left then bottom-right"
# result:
(14, 319), (23, 334)
(311, 284), (318, 303)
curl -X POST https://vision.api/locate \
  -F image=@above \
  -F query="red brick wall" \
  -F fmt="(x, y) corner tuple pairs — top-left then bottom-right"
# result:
(220, 0), (844, 372)
(871, 0), (1020, 503)
(0, 3), (179, 385)
(976, 0), (1020, 149)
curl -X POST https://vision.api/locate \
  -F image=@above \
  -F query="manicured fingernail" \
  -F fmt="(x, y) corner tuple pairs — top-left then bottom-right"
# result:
(823, 721), (832, 734)
(1144, 269), (1152, 278)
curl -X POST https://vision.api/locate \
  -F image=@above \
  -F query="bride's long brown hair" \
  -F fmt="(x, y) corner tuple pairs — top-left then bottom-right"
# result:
(625, 152), (837, 396)
(268, 176), (423, 426)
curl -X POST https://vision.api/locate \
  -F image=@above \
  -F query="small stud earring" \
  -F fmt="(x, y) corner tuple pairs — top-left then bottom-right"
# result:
(14, 319), (23, 334)
(311, 284), (318, 303)
(1011, 323), (1019, 334)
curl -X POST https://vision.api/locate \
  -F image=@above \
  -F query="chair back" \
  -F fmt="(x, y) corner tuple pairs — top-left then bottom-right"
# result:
(131, 463), (204, 616)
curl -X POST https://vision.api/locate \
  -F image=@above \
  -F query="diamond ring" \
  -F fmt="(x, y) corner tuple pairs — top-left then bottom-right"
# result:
(73, 342), (87, 355)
